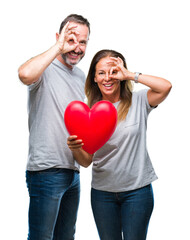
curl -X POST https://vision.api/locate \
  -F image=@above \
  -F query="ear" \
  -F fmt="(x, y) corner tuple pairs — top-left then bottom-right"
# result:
(56, 32), (59, 41)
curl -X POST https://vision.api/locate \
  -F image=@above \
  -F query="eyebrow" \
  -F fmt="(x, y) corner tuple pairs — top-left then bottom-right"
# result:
(80, 40), (87, 43)
(78, 39), (87, 45)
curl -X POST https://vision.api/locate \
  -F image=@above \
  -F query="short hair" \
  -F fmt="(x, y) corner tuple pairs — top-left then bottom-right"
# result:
(59, 14), (90, 34)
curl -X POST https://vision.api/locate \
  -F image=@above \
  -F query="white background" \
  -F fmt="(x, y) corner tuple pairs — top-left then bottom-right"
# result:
(0, 0), (190, 239)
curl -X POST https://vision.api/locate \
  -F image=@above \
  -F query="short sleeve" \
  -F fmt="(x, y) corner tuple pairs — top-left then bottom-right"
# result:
(138, 89), (157, 115)
(28, 75), (43, 91)
(28, 66), (52, 91)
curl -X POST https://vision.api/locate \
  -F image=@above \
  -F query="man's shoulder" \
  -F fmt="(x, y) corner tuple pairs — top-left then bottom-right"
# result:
(72, 66), (86, 81)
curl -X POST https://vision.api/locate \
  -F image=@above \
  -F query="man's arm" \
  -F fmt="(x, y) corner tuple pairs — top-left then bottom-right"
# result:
(18, 45), (61, 85)
(18, 22), (79, 85)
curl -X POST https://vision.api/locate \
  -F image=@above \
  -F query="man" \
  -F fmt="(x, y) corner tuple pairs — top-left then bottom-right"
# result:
(18, 14), (90, 240)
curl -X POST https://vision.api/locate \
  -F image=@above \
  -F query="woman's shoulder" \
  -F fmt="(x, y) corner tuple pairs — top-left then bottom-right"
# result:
(132, 88), (148, 97)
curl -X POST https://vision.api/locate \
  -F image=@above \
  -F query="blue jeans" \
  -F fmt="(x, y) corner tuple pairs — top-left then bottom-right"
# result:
(91, 184), (154, 240)
(26, 168), (80, 240)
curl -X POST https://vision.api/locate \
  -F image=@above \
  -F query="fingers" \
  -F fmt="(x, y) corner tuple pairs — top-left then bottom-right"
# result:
(60, 22), (79, 40)
(58, 22), (80, 51)
(109, 57), (123, 66)
(61, 21), (70, 35)
(67, 28), (79, 37)
(68, 135), (78, 141)
(60, 21), (79, 37)
(107, 57), (127, 81)
(67, 135), (84, 150)
(107, 57), (123, 71)
(67, 33), (78, 46)
(110, 66), (118, 76)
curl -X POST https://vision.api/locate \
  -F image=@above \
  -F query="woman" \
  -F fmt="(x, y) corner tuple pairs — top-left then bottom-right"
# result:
(67, 49), (172, 240)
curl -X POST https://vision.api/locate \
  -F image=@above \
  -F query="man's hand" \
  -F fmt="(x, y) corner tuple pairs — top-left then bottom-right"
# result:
(18, 22), (80, 85)
(56, 22), (80, 54)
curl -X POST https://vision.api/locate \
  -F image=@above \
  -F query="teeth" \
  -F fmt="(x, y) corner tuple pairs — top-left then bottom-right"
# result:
(70, 52), (78, 56)
(104, 84), (112, 87)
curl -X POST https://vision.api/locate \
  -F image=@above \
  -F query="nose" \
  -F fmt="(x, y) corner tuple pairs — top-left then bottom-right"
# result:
(74, 44), (80, 53)
(105, 73), (111, 82)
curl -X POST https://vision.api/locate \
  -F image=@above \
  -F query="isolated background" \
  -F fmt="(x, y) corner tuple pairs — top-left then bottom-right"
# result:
(0, 0), (189, 239)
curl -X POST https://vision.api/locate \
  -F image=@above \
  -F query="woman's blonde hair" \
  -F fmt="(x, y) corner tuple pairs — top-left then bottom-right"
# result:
(85, 49), (133, 122)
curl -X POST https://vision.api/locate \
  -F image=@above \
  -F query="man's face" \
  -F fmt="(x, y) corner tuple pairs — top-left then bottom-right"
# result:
(61, 22), (89, 67)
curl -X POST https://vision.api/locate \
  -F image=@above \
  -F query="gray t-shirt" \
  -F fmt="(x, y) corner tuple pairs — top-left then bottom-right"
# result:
(27, 58), (85, 171)
(92, 89), (158, 192)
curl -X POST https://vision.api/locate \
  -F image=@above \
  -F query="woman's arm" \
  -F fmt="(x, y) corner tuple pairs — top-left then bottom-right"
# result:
(109, 57), (172, 107)
(129, 73), (172, 107)
(67, 135), (93, 168)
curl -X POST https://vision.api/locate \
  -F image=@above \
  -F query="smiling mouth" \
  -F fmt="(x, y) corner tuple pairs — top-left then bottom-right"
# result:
(103, 83), (114, 89)
(68, 51), (83, 58)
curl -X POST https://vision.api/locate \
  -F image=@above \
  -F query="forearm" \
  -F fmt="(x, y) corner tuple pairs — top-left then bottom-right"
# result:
(72, 148), (93, 168)
(109, 57), (172, 106)
(18, 44), (61, 85)
(128, 72), (170, 92)
(127, 72), (172, 106)
(67, 136), (93, 167)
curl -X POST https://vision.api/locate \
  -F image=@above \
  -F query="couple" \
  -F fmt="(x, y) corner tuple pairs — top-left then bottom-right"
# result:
(18, 14), (172, 240)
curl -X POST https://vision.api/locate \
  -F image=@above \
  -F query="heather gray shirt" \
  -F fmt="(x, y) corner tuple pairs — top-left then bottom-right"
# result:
(27, 58), (85, 171)
(92, 89), (158, 192)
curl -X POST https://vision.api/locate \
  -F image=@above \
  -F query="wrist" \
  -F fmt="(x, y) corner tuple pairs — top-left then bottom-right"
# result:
(53, 43), (63, 56)
(134, 72), (142, 83)
(125, 72), (135, 80)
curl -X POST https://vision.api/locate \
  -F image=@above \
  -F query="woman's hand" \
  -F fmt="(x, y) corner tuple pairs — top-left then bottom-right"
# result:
(107, 57), (131, 81)
(108, 57), (172, 107)
(67, 135), (84, 152)
(67, 135), (93, 168)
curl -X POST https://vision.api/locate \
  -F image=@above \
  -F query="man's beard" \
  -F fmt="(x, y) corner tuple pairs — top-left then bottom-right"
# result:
(61, 51), (84, 66)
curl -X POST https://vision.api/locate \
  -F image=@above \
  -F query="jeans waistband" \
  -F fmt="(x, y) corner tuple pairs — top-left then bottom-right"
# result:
(27, 168), (79, 174)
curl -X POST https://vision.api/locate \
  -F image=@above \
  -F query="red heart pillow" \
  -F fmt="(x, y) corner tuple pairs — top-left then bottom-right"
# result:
(64, 101), (117, 154)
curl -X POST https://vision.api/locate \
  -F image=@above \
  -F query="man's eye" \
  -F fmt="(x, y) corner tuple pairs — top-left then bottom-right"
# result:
(80, 41), (86, 46)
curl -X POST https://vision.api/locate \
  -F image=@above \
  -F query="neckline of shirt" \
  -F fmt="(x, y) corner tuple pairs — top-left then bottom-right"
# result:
(53, 58), (76, 72)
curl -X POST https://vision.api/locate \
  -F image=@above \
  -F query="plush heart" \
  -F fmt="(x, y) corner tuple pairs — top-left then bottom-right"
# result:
(64, 101), (117, 154)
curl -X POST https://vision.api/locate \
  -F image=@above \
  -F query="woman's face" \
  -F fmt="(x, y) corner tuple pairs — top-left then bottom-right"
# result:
(94, 56), (121, 103)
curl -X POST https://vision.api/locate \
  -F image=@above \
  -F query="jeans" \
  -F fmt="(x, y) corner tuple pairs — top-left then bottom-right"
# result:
(26, 168), (80, 240)
(91, 184), (154, 240)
